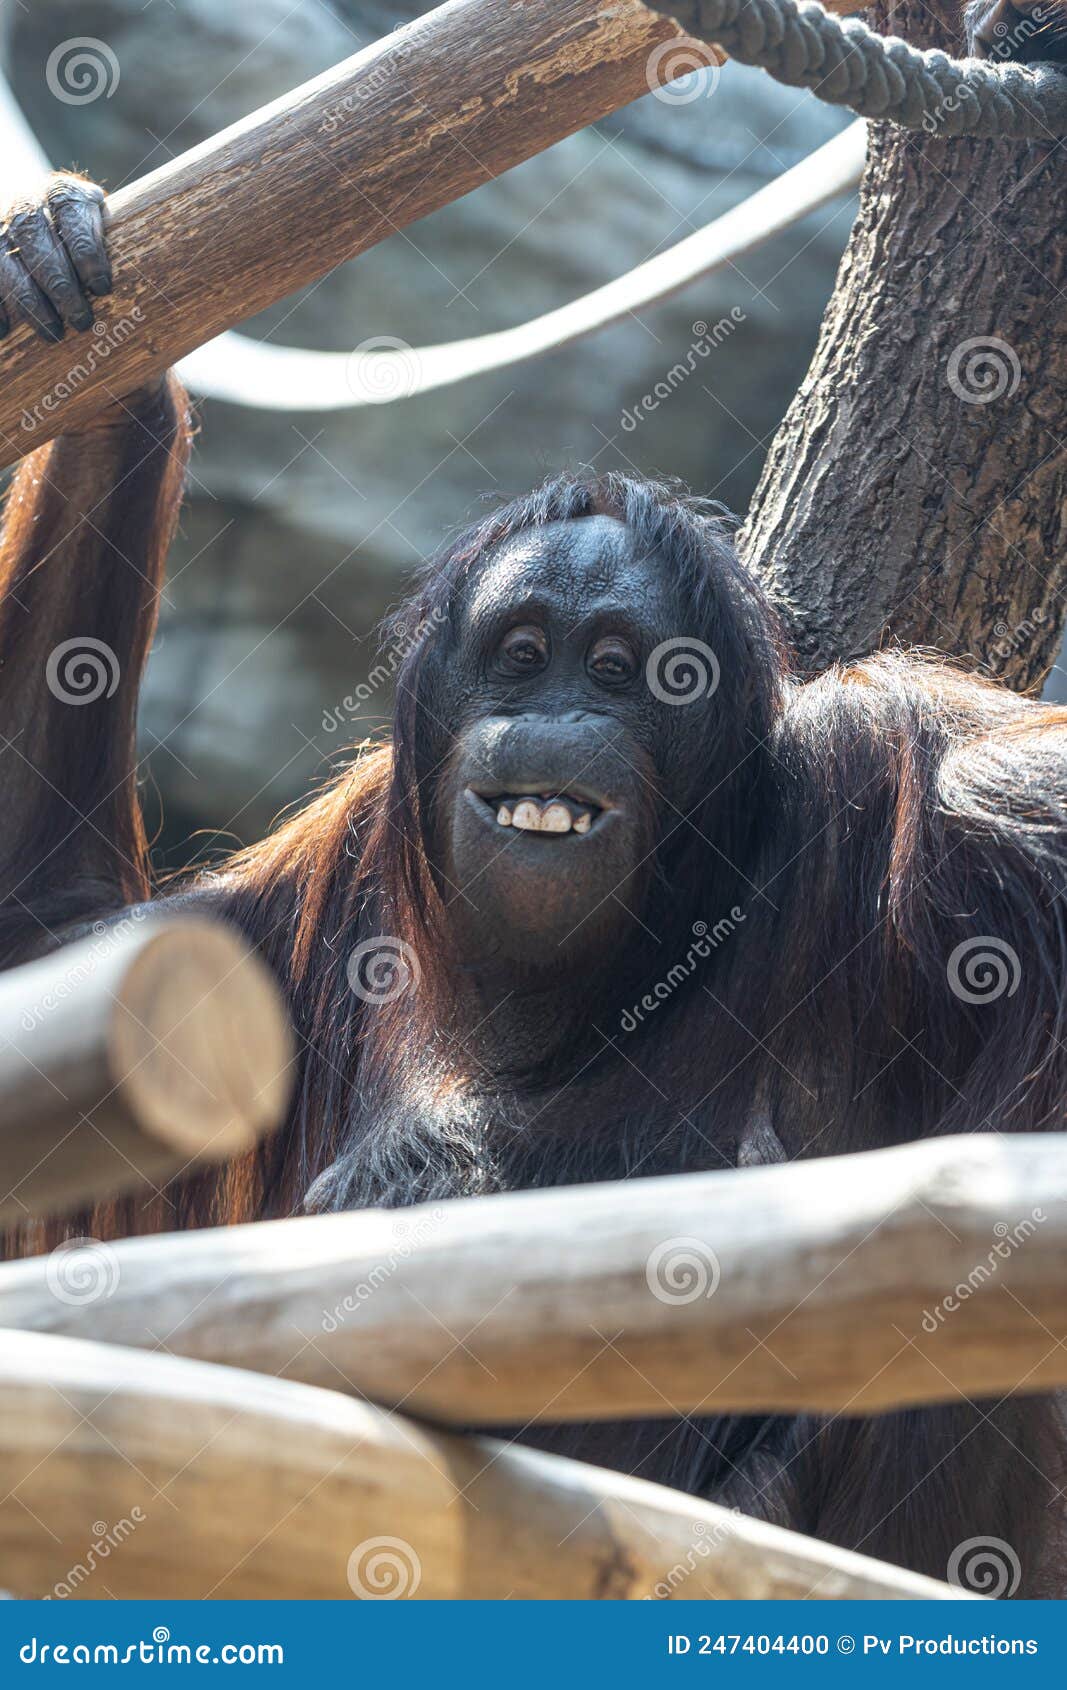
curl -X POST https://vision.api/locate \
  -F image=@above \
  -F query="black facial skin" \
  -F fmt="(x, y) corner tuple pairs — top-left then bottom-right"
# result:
(425, 516), (717, 977)
(964, 0), (1067, 61)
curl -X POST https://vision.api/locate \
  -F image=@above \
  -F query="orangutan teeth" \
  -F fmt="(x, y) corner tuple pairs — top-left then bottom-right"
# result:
(493, 796), (596, 834)
(540, 802), (572, 833)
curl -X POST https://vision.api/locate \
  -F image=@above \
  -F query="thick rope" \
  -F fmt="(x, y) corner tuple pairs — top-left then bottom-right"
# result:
(671, 0), (1067, 136)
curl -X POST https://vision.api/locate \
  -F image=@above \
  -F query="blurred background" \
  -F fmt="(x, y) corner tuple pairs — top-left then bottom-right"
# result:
(3, 0), (976, 866)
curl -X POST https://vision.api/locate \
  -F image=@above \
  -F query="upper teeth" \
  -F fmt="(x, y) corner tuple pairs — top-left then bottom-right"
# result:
(511, 799), (542, 831)
(496, 798), (593, 835)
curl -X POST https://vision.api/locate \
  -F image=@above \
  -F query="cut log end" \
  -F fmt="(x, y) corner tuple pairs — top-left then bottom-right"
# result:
(109, 919), (295, 1162)
(0, 917), (294, 1224)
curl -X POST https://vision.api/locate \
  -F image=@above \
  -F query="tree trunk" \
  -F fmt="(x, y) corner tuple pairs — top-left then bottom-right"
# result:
(739, 1), (1067, 693)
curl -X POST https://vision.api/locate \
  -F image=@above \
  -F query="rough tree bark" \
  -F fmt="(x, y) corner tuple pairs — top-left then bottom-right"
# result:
(737, 1), (1067, 692)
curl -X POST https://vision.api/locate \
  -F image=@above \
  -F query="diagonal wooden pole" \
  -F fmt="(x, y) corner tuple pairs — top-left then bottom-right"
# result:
(0, 0), (700, 466)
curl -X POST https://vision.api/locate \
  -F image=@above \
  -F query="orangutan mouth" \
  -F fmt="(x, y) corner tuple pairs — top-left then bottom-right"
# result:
(472, 790), (603, 836)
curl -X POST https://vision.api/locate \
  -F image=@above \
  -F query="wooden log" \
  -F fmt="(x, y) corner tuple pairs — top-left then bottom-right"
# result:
(3, 1132), (1063, 1422)
(0, 919), (292, 1224)
(0, 1329), (965, 1600)
(0, 0), (708, 466)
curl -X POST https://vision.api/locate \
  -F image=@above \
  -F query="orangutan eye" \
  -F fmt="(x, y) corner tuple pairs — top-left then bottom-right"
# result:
(496, 624), (549, 674)
(588, 636), (637, 685)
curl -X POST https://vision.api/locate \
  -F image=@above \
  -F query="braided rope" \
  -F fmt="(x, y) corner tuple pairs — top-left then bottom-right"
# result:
(671, 0), (1067, 136)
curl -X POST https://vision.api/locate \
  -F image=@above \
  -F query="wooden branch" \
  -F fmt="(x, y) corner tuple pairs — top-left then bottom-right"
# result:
(0, 919), (292, 1223)
(0, 1329), (965, 1599)
(3, 1132), (1062, 1422)
(0, 0), (702, 466)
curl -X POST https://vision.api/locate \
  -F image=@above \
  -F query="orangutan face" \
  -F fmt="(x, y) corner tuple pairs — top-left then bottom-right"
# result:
(423, 516), (722, 971)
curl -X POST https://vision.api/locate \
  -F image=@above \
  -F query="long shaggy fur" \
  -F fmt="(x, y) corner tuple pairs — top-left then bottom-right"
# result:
(1, 429), (1065, 1589)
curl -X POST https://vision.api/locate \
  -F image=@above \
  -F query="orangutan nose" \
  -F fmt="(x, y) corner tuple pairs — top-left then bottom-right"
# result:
(463, 712), (635, 813)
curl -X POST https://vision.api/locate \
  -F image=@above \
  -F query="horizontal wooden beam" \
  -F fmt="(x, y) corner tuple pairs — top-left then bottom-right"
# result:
(0, 919), (292, 1224)
(3, 1132), (1062, 1420)
(0, 1329), (964, 1599)
(0, 0), (702, 467)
